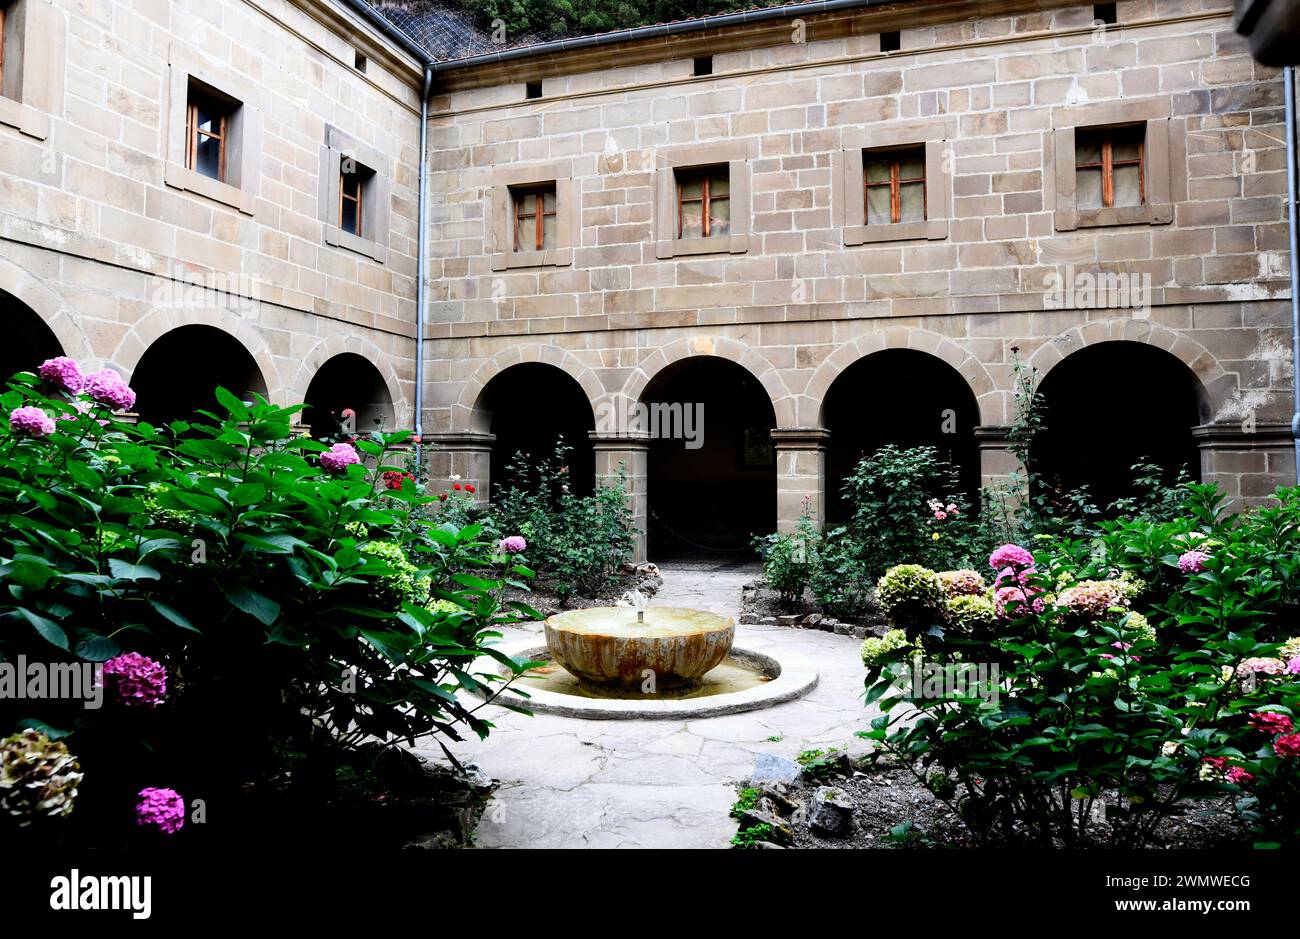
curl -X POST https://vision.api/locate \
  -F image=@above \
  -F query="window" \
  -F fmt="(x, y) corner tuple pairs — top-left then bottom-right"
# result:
(525, 80), (542, 100)
(339, 160), (374, 237)
(1093, 3), (1117, 25)
(880, 30), (900, 52)
(676, 165), (730, 239)
(693, 56), (713, 76)
(1075, 125), (1144, 209)
(185, 81), (236, 183)
(354, 51), (367, 73)
(512, 185), (556, 252)
(864, 146), (926, 225)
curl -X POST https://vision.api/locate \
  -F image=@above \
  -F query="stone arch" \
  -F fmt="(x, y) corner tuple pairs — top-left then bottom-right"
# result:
(1026, 318), (1224, 419)
(801, 327), (997, 428)
(111, 306), (284, 405)
(456, 344), (601, 434)
(0, 255), (95, 365)
(291, 333), (406, 427)
(619, 335), (794, 426)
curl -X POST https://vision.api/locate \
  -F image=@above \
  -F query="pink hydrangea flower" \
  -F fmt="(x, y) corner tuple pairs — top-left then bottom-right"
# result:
(1225, 766), (1254, 785)
(84, 369), (137, 411)
(938, 569), (985, 597)
(320, 442), (360, 472)
(994, 585), (1044, 620)
(498, 535), (527, 554)
(1249, 712), (1294, 735)
(9, 406), (56, 437)
(1237, 657), (1286, 678)
(136, 787), (186, 834)
(38, 356), (84, 393)
(1178, 549), (1209, 574)
(1057, 580), (1127, 620)
(1273, 734), (1300, 759)
(993, 565), (1035, 590)
(102, 652), (167, 708)
(933, 510), (947, 521)
(989, 544), (1034, 571)
(1286, 656), (1300, 675)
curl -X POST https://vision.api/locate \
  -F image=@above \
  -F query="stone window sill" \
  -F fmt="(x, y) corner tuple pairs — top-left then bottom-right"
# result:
(845, 219), (948, 246)
(1057, 204), (1173, 230)
(655, 234), (748, 259)
(0, 95), (49, 140)
(324, 224), (387, 263)
(164, 162), (256, 216)
(490, 247), (573, 270)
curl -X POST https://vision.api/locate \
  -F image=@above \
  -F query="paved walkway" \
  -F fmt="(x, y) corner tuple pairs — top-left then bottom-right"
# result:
(413, 561), (871, 848)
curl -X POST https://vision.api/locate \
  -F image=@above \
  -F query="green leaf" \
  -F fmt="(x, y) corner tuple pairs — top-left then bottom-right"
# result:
(224, 586), (281, 626)
(75, 635), (121, 661)
(108, 558), (161, 581)
(150, 599), (202, 634)
(230, 482), (267, 505)
(17, 608), (68, 650)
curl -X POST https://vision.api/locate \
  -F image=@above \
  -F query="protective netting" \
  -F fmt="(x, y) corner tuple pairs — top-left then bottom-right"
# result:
(365, 1), (544, 62)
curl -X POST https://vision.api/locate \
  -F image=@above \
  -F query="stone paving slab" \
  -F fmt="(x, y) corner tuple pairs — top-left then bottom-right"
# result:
(413, 561), (875, 849)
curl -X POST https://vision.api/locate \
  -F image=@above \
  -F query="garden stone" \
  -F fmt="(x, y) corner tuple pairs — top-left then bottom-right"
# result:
(749, 752), (803, 786)
(759, 616), (777, 625)
(752, 840), (785, 849)
(776, 614), (802, 626)
(802, 613), (824, 628)
(462, 761), (494, 789)
(852, 626), (870, 639)
(739, 808), (794, 845)
(739, 612), (760, 625)
(757, 784), (800, 816)
(833, 622), (853, 636)
(809, 786), (855, 838)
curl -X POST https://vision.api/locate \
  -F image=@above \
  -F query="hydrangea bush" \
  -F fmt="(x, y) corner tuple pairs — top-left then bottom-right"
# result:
(0, 363), (541, 844)
(862, 488), (1300, 847)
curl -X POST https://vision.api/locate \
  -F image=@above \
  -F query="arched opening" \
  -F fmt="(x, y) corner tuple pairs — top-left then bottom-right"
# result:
(643, 356), (776, 558)
(132, 325), (267, 426)
(303, 353), (395, 440)
(0, 290), (64, 382)
(1032, 341), (1205, 510)
(475, 362), (595, 499)
(822, 349), (980, 523)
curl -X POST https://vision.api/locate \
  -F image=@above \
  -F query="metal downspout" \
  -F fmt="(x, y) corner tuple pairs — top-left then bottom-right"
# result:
(415, 64), (432, 471)
(1286, 66), (1300, 481)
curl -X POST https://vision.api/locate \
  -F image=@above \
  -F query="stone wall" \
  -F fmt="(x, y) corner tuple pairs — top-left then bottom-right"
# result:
(423, 0), (1297, 557)
(0, 0), (424, 420)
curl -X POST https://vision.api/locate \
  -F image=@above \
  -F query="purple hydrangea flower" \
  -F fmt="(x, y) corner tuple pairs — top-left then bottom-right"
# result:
(84, 369), (137, 411)
(102, 652), (167, 708)
(136, 787), (185, 834)
(1178, 549), (1208, 574)
(38, 356), (84, 394)
(320, 442), (361, 472)
(498, 535), (527, 554)
(9, 406), (56, 437)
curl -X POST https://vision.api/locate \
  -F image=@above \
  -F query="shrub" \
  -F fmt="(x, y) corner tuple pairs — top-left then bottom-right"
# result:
(0, 364), (539, 843)
(753, 512), (818, 609)
(875, 564), (945, 635)
(943, 593), (996, 634)
(494, 441), (635, 600)
(861, 487), (1300, 847)
(808, 526), (875, 619)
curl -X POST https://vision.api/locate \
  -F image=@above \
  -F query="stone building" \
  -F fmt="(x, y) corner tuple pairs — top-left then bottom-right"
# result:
(0, 0), (1295, 562)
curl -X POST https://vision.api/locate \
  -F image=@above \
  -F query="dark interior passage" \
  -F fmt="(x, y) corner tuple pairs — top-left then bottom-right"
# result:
(1031, 341), (1204, 510)
(132, 325), (268, 426)
(823, 349), (980, 523)
(479, 362), (595, 499)
(645, 357), (776, 558)
(303, 353), (394, 440)
(2, 291), (64, 383)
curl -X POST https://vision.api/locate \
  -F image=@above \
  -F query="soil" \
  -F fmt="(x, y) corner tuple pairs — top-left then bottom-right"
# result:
(738, 758), (1242, 849)
(740, 578), (886, 636)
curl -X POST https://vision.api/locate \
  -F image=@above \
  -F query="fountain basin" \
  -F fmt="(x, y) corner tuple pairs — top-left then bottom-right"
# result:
(544, 606), (735, 688)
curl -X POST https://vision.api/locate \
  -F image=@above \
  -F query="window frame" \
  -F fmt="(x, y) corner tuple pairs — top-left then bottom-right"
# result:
(653, 140), (753, 259)
(511, 184), (557, 253)
(339, 164), (365, 237)
(0, 0), (63, 140)
(836, 120), (952, 245)
(488, 161), (577, 271)
(1052, 98), (1180, 231)
(863, 145), (928, 226)
(185, 85), (231, 184)
(1074, 124), (1146, 211)
(163, 44), (262, 216)
(675, 164), (731, 240)
(319, 127), (390, 263)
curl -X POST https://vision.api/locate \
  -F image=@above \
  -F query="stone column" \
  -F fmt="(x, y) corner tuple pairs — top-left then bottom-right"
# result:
(771, 428), (830, 534)
(424, 432), (495, 500)
(1193, 422), (1294, 508)
(590, 431), (650, 563)
(975, 425), (1023, 488)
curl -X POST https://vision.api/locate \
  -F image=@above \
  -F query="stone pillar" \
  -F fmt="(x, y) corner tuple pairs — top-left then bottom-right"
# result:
(772, 428), (830, 534)
(1193, 422), (1294, 509)
(590, 431), (650, 563)
(975, 425), (1023, 489)
(424, 432), (495, 500)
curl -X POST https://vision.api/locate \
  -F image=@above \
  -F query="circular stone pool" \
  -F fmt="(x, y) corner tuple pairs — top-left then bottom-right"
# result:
(479, 639), (818, 720)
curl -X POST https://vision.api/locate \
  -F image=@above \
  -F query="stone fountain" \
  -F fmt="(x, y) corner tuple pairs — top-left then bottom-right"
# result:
(544, 591), (735, 689)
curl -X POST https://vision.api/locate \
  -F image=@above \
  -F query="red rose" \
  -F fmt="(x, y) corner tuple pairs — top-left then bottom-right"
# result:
(453, 483), (461, 491)
(438, 493), (448, 502)
(466, 484), (476, 494)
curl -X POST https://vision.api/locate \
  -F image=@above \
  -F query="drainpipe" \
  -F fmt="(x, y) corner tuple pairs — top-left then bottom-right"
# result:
(415, 64), (432, 471)
(1287, 66), (1300, 482)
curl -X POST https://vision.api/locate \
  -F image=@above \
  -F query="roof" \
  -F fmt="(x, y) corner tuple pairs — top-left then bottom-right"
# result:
(365, 0), (884, 65)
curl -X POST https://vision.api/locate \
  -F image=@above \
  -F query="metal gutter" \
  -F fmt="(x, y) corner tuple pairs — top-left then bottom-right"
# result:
(1285, 66), (1300, 481)
(427, 0), (898, 72)
(414, 64), (433, 467)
